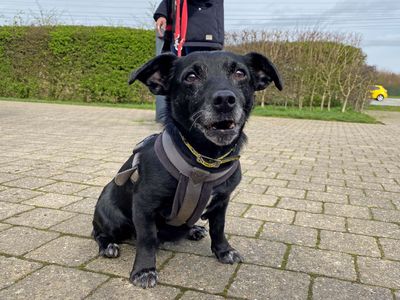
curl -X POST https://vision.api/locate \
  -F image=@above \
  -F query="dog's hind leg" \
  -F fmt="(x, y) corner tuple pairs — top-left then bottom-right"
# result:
(187, 225), (208, 241)
(92, 225), (120, 258)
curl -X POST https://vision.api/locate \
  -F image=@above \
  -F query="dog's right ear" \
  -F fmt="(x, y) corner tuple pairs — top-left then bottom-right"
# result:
(128, 53), (178, 95)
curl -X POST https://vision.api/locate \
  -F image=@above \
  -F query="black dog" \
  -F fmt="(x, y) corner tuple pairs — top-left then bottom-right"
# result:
(92, 51), (282, 288)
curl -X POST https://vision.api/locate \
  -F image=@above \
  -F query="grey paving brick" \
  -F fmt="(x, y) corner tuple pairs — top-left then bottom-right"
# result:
(277, 197), (322, 213)
(244, 206), (295, 224)
(245, 169), (277, 178)
(287, 246), (356, 280)
(0, 265), (108, 300)
(326, 186), (364, 197)
(0, 223), (11, 232)
(161, 234), (213, 257)
(346, 181), (383, 190)
(383, 183), (400, 192)
(0, 201), (33, 220)
(349, 195), (395, 209)
(0, 164), (33, 174)
(0, 187), (44, 203)
(228, 264), (310, 299)
(278, 173), (311, 182)
(61, 197), (97, 214)
(324, 203), (371, 219)
(236, 183), (267, 194)
(74, 186), (103, 198)
(361, 175), (397, 185)
(38, 181), (88, 194)
(83, 175), (111, 186)
(295, 212), (346, 231)
(180, 290), (225, 300)
(21, 167), (65, 178)
(371, 208), (400, 223)
(22, 193), (82, 209)
(225, 216), (263, 237)
(266, 186), (306, 199)
(51, 172), (96, 183)
(288, 180), (326, 192)
(0, 172), (20, 184)
(307, 191), (348, 204)
(226, 201), (249, 217)
(252, 177), (288, 187)
(380, 238), (400, 260)
(229, 236), (287, 267)
(161, 253), (236, 294)
(313, 277), (393, 300)
(4, 207), (76, 229)
(85, 244), (172, 277)
(25, 236), (97, 266)
(347, 218), (400, 239)
(50, 213), (93, 237)
(319, 231), (380, 257)
(232, 191), (278, 206)
(358, 257), (400, 289)
(0, 256), (42, 289)
(87, 278), (180, 300)
(364, 189), (400, 201)
(311, 176), (345, 187)
(394, 198), (400, 210)
(4, 177), (56, 189)
(64, 164), (103, 174)
(260, 222), (318, 247)
(0, 226), (59, 255)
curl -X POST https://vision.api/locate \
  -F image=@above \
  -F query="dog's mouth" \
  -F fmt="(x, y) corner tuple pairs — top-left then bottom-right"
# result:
(206, 120), (237, 131)
(196, 118), (241, 146)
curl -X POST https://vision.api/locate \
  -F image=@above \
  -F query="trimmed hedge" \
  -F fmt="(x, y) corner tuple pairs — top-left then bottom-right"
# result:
(0, 26), (155, 103)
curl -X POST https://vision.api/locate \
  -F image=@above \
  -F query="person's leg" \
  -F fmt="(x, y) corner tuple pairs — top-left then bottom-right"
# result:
(155, 32), (171, 123)
(155, 95), (167, 123)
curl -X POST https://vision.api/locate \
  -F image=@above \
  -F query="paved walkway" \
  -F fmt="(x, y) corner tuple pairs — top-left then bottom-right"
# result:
(0, 101), (399, 300)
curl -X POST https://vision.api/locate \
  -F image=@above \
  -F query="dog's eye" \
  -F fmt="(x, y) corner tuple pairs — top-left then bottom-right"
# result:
(185, 72), (198, 83)
(234, 69), (246, 80)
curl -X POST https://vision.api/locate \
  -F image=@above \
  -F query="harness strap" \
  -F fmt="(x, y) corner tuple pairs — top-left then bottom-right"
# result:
(155, 131), (239, 226)
(114, 153), (140, 186)
(114, 134), (158, 186)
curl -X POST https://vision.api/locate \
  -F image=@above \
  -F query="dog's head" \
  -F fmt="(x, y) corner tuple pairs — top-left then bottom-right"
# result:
(129, 51), (282, 146)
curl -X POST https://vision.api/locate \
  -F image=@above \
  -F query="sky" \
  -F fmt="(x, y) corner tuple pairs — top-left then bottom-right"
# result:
(1, 0), (399, 73)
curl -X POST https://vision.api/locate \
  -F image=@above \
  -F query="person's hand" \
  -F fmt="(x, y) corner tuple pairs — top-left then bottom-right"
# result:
(156, 17), (167, 37)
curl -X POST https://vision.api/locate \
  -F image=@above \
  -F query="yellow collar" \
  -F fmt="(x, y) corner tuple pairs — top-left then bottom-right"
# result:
(179, 133), (240, 168)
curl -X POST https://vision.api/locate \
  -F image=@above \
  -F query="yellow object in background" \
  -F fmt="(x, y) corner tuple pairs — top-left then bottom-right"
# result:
(369, 85), (388, 101)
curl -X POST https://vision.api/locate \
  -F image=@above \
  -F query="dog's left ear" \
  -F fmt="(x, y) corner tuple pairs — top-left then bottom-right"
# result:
(128, 53), (178, 95)
(244, 52), (283, 91)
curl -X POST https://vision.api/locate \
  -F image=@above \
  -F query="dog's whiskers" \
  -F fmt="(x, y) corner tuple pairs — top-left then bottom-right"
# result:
(189, 110), (206, 131)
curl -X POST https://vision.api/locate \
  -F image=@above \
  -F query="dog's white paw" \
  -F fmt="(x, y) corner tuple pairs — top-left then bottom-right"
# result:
(214, 249), (244, 264)
(100, 243), (120, 258)
(130, 268), (158, 289)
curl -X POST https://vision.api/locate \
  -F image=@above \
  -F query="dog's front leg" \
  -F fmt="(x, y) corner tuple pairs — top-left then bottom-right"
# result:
(208, 194), (244, 264)
(130, 199), (158, 289)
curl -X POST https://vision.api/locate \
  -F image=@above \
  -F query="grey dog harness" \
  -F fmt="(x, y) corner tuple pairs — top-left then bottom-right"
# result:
(114, 131), (239, 227)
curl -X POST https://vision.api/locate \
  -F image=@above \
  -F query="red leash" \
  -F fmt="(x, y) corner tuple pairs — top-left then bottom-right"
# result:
(174, 0), (188, 57)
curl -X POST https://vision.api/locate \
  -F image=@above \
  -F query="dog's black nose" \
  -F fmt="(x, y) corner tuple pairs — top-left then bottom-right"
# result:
(212, 90), (236, 111)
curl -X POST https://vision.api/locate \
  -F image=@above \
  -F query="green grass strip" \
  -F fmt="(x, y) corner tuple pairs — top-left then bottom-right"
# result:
(1, 97), (378, 124)
(367, 105), (400, 112)
(252, 105), (377, 124)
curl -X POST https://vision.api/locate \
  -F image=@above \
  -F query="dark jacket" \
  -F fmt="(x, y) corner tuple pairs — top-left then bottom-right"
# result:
(154, 0), (224, 50)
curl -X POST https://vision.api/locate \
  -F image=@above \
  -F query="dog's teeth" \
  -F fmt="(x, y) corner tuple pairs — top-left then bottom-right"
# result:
(229, 123), (235, 129)
(212, 126), (217, 130)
